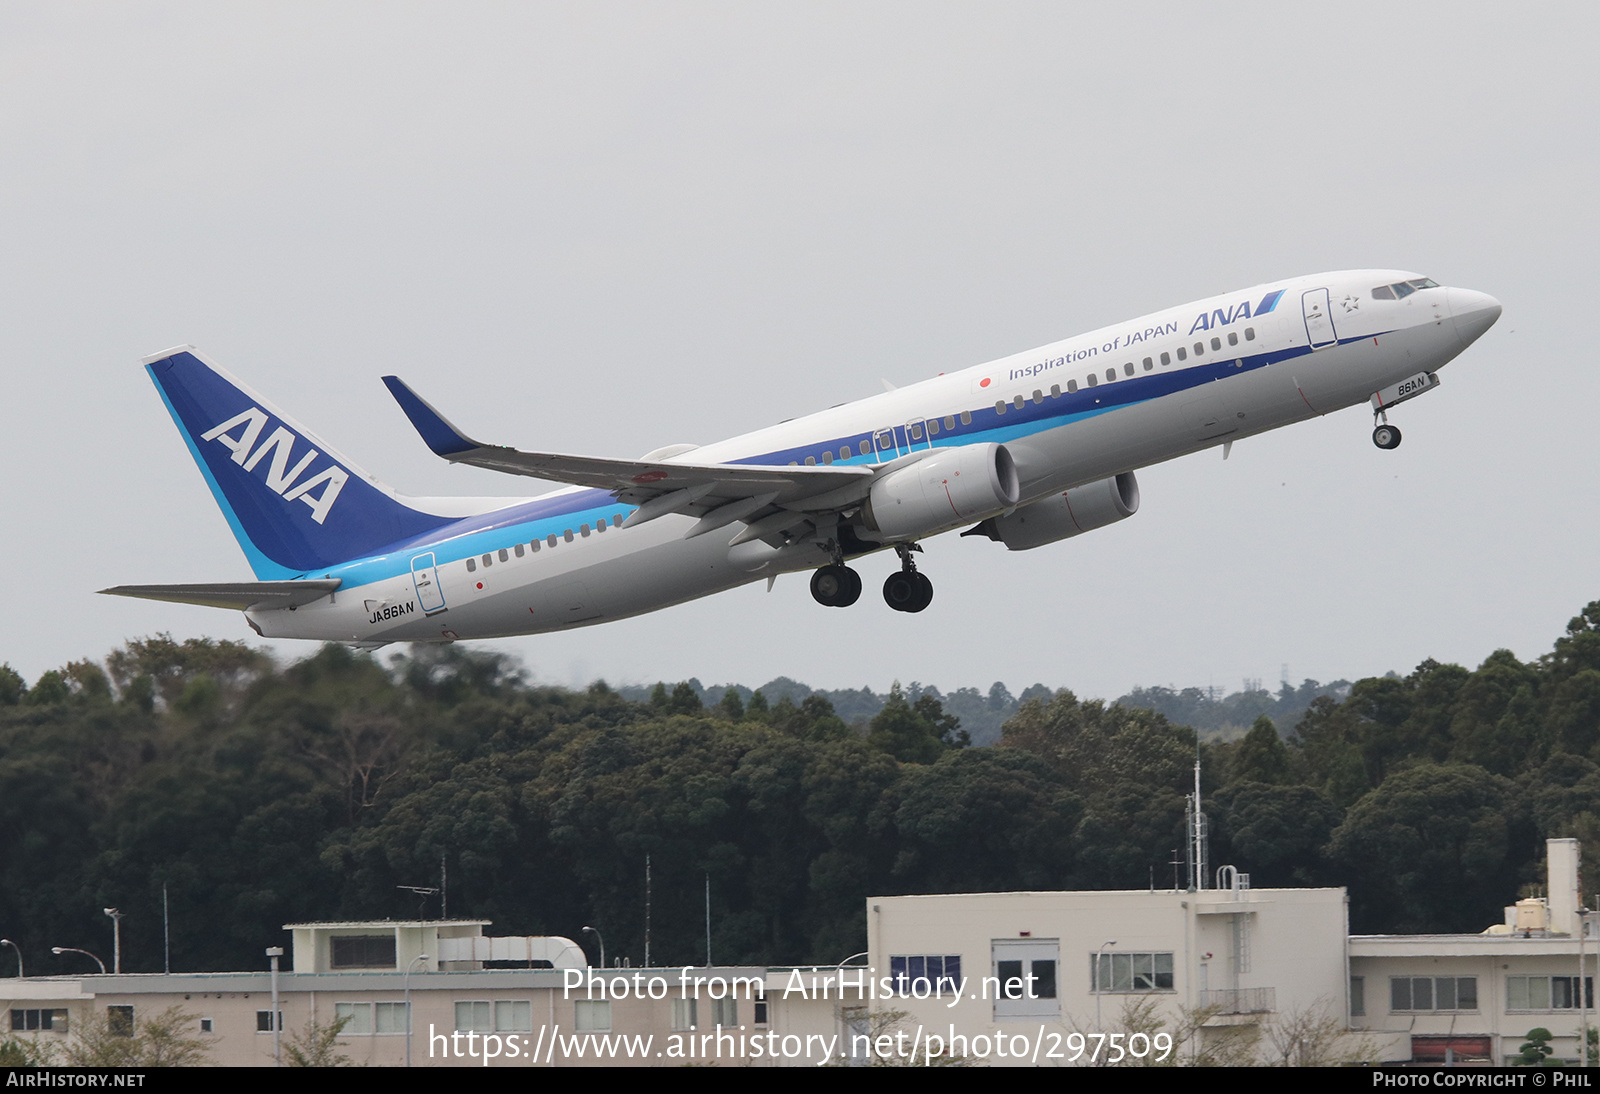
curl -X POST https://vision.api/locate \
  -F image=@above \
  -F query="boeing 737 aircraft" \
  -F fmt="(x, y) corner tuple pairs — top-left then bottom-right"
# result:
(104, 271), (1500, 647)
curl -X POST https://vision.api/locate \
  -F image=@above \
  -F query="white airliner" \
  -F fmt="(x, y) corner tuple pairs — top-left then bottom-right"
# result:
(105, 271), (1500, 646)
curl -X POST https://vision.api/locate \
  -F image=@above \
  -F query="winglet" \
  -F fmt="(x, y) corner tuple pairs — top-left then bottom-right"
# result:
(381, 376), (482, 458)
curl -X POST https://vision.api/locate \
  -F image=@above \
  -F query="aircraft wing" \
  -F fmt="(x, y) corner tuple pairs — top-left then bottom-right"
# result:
(382, 377), (876, 537)
(100, 580), (342, 611)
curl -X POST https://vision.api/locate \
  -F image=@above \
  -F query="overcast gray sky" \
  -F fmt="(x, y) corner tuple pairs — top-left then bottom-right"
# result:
(2, 3), (1594, 701)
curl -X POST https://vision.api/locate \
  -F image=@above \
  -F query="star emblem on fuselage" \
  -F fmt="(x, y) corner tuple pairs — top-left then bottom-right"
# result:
(1341, 295), (1360, 313)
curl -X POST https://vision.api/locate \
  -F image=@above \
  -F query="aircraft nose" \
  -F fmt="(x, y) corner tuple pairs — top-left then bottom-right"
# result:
(1448, 288), (1502, 347)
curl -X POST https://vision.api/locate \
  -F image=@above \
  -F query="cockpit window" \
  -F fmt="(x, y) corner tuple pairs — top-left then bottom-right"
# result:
(1373, 277), (1439, 301)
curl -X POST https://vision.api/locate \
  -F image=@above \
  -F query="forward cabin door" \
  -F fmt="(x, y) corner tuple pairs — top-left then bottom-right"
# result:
(1302, 288), (1339, 350)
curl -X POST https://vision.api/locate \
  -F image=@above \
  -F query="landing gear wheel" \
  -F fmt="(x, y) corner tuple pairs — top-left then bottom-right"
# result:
(1372, 424), (1402, 450)
(810, 565), (861, 607)
(883, 570), (933, 613)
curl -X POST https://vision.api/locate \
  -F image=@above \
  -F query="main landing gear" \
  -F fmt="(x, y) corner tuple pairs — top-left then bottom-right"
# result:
(809, 564), (862, 608)
(807, 543), (933, 612)
(881, 543), (933, 614)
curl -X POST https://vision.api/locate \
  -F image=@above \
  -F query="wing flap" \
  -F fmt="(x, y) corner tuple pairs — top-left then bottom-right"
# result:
(100, 579), (342, 612)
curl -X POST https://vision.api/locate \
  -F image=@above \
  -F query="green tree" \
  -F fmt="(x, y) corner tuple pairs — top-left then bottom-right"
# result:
(285, 1014), (353, 1066)
(64, 1006), (214, 1066)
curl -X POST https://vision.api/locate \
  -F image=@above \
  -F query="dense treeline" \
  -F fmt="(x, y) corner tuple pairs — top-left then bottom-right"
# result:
(2, 604), (1599, 974)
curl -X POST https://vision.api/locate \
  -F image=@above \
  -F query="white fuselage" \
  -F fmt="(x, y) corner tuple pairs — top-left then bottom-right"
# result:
(249, 270), (1498, 645)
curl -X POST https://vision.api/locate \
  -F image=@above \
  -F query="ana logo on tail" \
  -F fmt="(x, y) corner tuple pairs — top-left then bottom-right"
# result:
(201, 407), (349, 524)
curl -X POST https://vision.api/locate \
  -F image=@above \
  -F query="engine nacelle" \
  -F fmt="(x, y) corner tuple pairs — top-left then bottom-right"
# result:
(862, 443), (1021, 542)
(967, 471), (1140, 551)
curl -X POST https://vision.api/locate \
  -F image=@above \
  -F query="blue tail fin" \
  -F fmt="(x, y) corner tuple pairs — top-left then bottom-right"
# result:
(145, 347), (457, 579)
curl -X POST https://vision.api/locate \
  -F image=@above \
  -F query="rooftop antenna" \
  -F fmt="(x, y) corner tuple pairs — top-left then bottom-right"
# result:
(397, 886), (440, 920)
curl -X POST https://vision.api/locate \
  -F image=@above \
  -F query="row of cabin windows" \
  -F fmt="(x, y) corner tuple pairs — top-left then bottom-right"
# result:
(791, 411), (978, 466)
(463, 512), (628, 572)
(995, 328), (1256, 414)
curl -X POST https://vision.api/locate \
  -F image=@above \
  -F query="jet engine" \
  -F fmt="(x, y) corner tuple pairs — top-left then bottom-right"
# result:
(861, 443), (1020, 542)
(964, 471), (1139, 550)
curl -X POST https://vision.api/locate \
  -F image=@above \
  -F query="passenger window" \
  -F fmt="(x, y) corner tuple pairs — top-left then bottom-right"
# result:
(960, 411), (972, 425)
(482, 554), (493, 567)
(466, 557), (477, 572)
(1211, 337), (1221, 351)
(596, 519), (607, 532)
(580, 524), (591, 537)
(925, 421), (938, 437)
(563, 529), (574, 543)
(548, 534), (558, 547)
(1143, 357), (1153, 371)
(1160, 351), (1171, 365)
(944, 415), (955, 429)
(842, 444), (854, 456)
(1013, 395), (1025, 409)
(530, 540), (540, 552)
(498, 548), (509, 562)
(1244, 327), (1256, 341)
(1086, 373), (1097, 388)
(909, 423), (923, 440)
(1194, 342), (1204, 355)
(1067, 379), (1078, 393)
(1227, 332), (1238, 346)
(805, 456), (816, 465)
(1176, 347), (1187, 361)
(1104, 368), (1115, 383)
(514, 542), (525, 557)
(1032, 390), (1043, 404)
(1049, 384), (1060, 397)
(820, 450), (833, 464)
(614, 513), (625, 526)
(995, 400), (1006, 414)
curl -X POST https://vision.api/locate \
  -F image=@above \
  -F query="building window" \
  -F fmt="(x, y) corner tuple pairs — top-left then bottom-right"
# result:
(1091, 952), (1174, 993)
(992, 940), (1060, 1019)
(10, 1009), (66, 1033)
(575, 1000), (611, 1032)
(199, 1018), (213, 1033)
(1390, 976), (1477, 1012)
(753, 990), (768, 1026)
(1351, 976), (1365, 1017)
(335, 1003), (372, 1034)
(255, 1010), (283, 1032)
(671, 997), (697, 1031)
(889, 955), (962, 996)
(1508, 976), (1593, 1011)
(331, 934), (396, 970)
(107, 1006), (134, 1038)
(455, 1001), (491, 1033)
(375, 1002), (408, 1034)
(495, 1001), (532, 1033)
(710, 998), (737, 1028)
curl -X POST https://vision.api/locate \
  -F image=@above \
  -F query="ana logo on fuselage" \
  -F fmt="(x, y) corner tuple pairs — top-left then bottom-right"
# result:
(1188, 289), (1285, 336)
(200, 407), (348, 524)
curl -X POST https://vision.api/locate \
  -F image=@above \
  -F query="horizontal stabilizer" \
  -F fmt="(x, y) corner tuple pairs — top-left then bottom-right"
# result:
(99, 579), (342, 612)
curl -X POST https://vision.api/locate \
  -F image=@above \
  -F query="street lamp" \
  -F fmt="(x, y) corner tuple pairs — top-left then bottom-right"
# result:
(0, 939), (22, 979)
(1094, 941), (1117, 1032)
(404, 953), (429, 1068)
(266, 947), (284, 1067)
(582, 926), (605, 970)
(51, 947), (106, 974)
(103, 909), (124, 974)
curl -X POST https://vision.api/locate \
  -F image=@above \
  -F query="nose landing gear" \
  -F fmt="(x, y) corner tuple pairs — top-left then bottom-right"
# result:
(882, 543), (933, 613)
(1372, 423), (1402, 450)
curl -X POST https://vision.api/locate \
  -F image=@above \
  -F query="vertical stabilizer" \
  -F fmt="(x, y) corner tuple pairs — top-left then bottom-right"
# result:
(144, 347), (455, 579)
